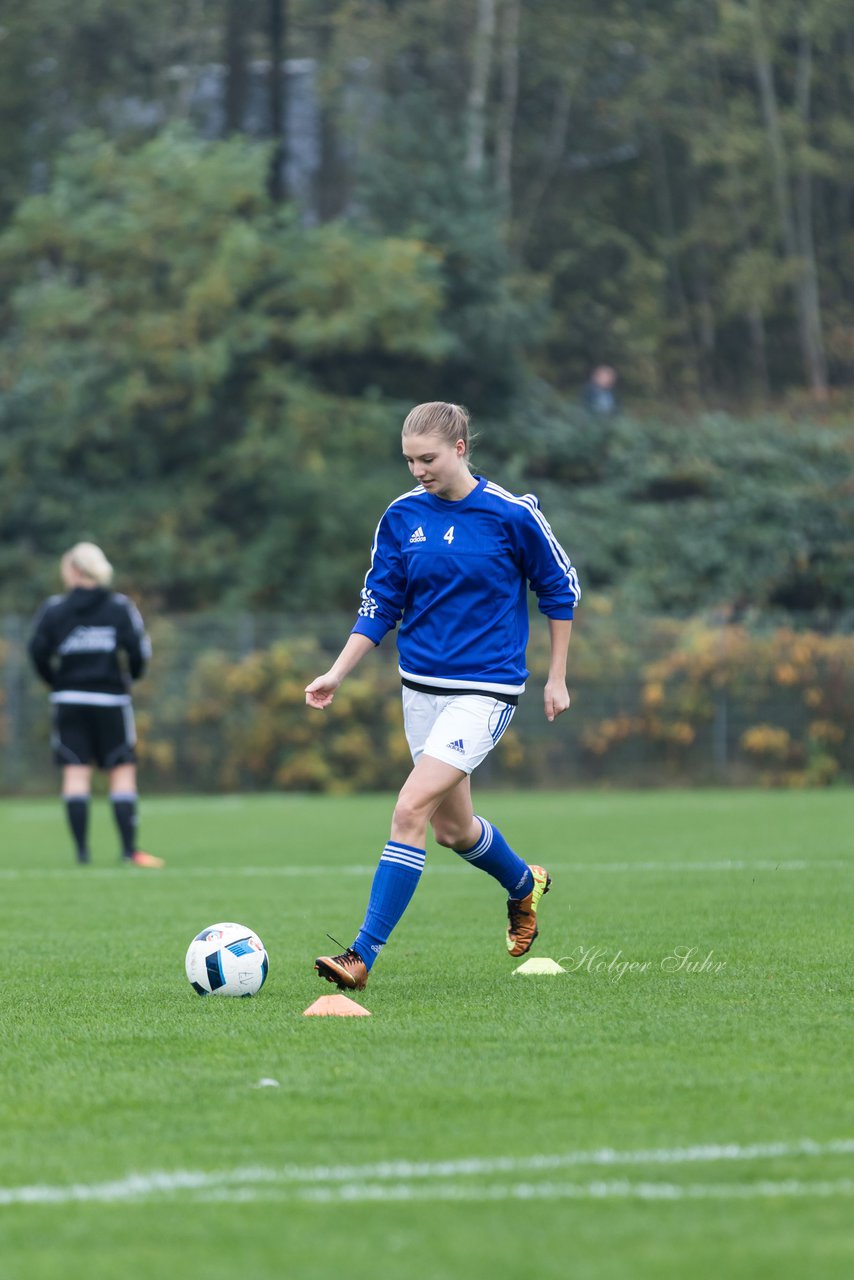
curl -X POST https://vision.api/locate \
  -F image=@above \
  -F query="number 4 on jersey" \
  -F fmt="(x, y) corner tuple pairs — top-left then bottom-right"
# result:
(443, 526), (455, 545)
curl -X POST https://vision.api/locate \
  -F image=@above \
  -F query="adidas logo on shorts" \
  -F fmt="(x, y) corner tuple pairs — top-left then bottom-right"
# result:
(446, 739), (465, 753)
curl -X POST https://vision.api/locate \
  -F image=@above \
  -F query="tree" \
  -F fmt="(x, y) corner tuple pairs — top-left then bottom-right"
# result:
(0, 129), (454, 611)
(2, 0), (853, 401)
(744, 0), (827, 397)
(465, 0), (496, 177)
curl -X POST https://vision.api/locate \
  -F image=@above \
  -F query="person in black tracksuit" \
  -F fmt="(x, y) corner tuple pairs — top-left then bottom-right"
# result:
(28, 542), (163, 867)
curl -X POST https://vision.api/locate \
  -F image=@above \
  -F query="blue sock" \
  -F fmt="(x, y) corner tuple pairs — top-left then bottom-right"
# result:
(455, 817), (533, 898)
(353, 842), (426, 970)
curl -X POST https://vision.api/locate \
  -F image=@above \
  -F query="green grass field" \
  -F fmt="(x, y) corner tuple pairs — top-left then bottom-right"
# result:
(1, 788), (853, 1279)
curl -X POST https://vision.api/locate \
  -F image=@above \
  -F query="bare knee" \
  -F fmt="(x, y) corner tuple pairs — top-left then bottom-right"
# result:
(62, 765), (92, 798)
(109, 763), (137, 795)
(391, 758), (473, 848)
(391, 790), (432, 842)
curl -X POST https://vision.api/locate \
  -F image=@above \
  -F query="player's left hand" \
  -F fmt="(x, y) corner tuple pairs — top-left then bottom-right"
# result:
(305, 672), (341, 709)
(544, 678), (570, 722)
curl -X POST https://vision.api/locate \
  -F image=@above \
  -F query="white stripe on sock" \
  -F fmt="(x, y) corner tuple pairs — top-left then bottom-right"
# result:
(380, 855), (425, 873)
(459, 818), (492, 861)
(380, 844), (425, 872)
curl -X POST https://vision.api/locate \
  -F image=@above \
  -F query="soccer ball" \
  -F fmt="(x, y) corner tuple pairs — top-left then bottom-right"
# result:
(185, 922), (269, 997)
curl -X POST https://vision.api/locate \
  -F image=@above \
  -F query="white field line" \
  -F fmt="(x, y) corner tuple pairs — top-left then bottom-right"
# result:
(0, 859), (849, 881)
(211, 1176), (854, 1205)
(2, 1139), (853, 1208)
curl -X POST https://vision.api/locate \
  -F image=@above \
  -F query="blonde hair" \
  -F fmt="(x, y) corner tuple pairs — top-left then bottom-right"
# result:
(402, 402), (474, 460)
(62, 542), (114, 588)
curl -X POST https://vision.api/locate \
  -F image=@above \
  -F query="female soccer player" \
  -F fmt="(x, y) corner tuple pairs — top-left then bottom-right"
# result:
(305, 402), (580, 989)
(28, 542), (163, 867)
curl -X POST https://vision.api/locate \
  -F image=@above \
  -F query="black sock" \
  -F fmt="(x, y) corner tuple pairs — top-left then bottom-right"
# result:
(111, 792), (138, 859)
(65, 797), (90, 863)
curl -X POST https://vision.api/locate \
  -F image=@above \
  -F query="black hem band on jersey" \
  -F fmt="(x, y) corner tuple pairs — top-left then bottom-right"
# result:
(400, 677), (519, 707)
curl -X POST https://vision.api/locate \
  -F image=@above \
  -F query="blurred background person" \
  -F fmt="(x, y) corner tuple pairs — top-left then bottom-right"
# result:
(27, 542), (163, 867)
(581, 364), (619, 416)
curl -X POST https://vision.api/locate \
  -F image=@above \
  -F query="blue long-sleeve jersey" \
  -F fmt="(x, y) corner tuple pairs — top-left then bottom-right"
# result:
(351, 476), (580, 695)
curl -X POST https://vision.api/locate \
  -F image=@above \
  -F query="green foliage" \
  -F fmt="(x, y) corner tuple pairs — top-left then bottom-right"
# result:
(3, 0), (854, 397)
(0, 99), (851, 624)
(0, 129), (453, 610)
(352, 92), (539, 409)
(479, 388), (854, 619)
(0, 0), (223, 219)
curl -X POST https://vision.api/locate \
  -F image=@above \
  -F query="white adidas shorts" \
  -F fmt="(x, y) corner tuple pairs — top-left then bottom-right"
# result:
(402, 686), (516, 775)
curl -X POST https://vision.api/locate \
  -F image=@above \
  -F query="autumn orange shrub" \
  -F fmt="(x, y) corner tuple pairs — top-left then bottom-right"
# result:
(569, 613), (854, 787)
(135, 625), (411, 793)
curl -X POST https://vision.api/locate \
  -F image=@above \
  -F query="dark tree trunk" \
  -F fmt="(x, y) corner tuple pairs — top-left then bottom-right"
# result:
(268, 0), (287, 202)
(315, 7), (346, 222)
(747, 0), (827, 397)
(224, 0), (248, 134)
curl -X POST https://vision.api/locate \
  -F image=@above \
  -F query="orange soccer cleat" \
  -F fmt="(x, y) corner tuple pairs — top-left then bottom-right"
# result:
(506, 865), (551, 957)
(314, 948), (369, 991)
(128, 850), (165, 869)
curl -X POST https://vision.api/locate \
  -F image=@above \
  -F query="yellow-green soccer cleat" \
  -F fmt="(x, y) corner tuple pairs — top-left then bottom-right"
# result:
(315, 948), (369, 991)
(506, 865), (551, 957)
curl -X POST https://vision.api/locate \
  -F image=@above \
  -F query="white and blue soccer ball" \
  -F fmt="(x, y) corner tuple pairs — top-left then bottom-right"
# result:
(185, 922), (269, 997)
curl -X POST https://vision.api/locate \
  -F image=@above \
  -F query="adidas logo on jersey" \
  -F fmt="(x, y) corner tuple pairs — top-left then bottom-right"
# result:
(409, 526), (427, 543)
(446, 739), (465, 754)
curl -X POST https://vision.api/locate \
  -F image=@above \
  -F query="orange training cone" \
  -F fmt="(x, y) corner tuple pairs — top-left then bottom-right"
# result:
(303, 993), (372, 1017)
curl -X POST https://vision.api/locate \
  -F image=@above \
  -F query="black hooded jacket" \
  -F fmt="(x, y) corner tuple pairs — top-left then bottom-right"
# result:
(28, 587), (151, 696)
